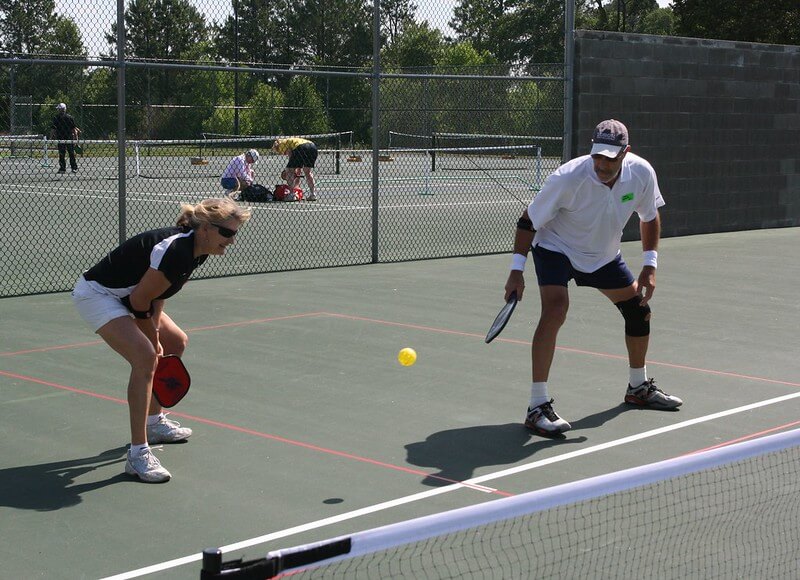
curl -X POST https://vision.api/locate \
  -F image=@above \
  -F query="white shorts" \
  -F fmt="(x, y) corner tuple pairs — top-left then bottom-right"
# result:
(72, 275), (133, 332)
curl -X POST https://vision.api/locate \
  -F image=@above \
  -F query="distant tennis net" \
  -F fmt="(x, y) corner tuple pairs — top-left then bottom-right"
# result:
(202, 131), (354, 152)
(201, 428), (800, 579)
(0, 132), (351, 180)
(388, 131), (561, 176)
(0, 134), (47, 159)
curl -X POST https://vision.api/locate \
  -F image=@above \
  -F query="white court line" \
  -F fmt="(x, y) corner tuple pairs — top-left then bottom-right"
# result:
(100, 389), (800, 580)
(3, 186), (523, 211)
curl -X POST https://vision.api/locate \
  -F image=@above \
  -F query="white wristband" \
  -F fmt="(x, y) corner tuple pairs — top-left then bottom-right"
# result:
(643, 250), (658, 269)
(511, 253), (527, 271)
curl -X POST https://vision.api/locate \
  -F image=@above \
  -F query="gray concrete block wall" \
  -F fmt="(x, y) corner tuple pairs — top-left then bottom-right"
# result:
(573, 30), (800, 240)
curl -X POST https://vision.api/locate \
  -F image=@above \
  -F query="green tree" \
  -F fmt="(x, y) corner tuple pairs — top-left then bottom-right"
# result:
(638, 7), (675, 35)
(590, 0), (662, 33)
(0, 0), (59, 54)
(0, 0), (85, 134)
(104, 0), (209, 138)
(283, 75), (330, 135)
(381, 0), (418, 46)
(436, 40), (501, 72)
(380, 76), (436, 144)
(434, 42), (505, 134)
(202, 103), (243, 136)
(493, 0), (566, 67)
(242, 82), (285, 136)
(288, 0), (373, 137)
(506, 80), (563, 152)
(82, 68), (118, 138)
(213, 0), (287, 65)
(211, 0), (295, 118)
(381, 20), (444, 70)
(672, 0), (800, 44)
(450, 0), (508, 56)
(290, 0), (372, 67)
(450, 0), (574, 70)
(379, 20), (444, 141)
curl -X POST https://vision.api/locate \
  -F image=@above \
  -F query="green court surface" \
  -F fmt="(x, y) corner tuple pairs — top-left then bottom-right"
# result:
(1, 227), (799, 579)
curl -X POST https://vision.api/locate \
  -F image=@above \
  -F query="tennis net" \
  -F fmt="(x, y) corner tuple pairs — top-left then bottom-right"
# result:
(201, 131), (354, 152)
(0, 135), (346, 180)
(0, 134), (47, 159)
(387, 131), (555, 179)
(200, 428), (800, 579)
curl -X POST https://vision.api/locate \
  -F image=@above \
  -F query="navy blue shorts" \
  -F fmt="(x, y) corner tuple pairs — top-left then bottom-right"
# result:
(287, 142), (318, 168)
(220, 177), (238, 190)
(532, 245), (635, 289)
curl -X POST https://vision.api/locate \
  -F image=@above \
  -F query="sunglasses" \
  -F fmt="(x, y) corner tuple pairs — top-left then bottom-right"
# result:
(210, 223), (238, 238)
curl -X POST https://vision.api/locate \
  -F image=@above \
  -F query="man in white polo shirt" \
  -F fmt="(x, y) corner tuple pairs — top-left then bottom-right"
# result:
(504, 119), (682, 437)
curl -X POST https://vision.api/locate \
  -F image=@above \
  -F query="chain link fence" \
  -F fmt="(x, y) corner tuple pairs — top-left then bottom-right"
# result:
(0, 0), (565, 297)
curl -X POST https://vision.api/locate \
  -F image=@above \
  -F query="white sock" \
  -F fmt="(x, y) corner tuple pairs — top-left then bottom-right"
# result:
(629, 367), (647, 388)
(130, 443), (149, 456)
(530, 382), (549, 408)
(147, 413), (164, 426)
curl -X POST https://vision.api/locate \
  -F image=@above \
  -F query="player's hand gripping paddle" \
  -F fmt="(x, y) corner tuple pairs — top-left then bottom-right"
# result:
(152, 355), (191, 408)
(485, 290), (518, 343)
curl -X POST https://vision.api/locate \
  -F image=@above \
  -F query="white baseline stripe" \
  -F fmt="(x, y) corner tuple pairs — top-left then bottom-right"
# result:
(99, 389), (800, 580)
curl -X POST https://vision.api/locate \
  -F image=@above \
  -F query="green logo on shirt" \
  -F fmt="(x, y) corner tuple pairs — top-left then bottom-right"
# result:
(621, 192), (634, 203)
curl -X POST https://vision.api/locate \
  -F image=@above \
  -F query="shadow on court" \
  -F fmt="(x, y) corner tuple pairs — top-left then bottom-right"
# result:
(0, 446), (129, 511)
(405, 423), (587, 486)
(569, 402), (680, 431)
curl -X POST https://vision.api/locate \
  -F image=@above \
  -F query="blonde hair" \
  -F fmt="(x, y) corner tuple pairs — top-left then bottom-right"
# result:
(176, 197), (252, 229)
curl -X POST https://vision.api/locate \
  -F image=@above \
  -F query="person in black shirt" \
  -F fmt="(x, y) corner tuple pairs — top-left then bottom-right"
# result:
(72, 198), (252, 482)
(50, 103), (80, 173)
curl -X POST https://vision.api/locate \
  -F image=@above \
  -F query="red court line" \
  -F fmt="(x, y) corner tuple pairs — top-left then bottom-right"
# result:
(321, 311), (800, 388)
(182, 312), (327, 333)
(0, 369), (127, 404)
(1, 339), (104, 357)
(167, 411), (512, 497)
(4, 309), (798, 389)
(0, 368), (511, 497)
(0, 312), (326, 357)
(682, 420), (800, 455)
(322, 311), (489, 340)
(3, 310), (798, 390)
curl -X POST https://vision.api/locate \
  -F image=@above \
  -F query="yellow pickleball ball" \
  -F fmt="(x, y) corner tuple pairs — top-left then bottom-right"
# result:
(398, 347), (417, 366)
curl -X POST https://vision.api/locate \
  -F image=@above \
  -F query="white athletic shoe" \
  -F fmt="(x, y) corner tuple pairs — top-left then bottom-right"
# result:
(147, 414), (193, 443)
(305, 192), (317, 201)
(525, 399), (571, 435)
(625, 379), (683, 409)
(125, 448), (171, 483)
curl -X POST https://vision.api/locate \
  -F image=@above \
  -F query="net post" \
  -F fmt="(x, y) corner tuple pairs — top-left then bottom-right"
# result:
(42, 137), (50, 167)
(430, 133), (437, 172)
(335, 133), (341, 175)
(201, 548), (222, 574)
(534, 145), (542, 191)
(134, 142), (141, 178)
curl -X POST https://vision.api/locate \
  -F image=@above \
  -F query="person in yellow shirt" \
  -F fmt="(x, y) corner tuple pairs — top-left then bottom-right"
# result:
(272, 137), (318, 201)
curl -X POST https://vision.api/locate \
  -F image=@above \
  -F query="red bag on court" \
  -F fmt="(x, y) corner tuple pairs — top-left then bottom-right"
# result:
(273, 184), (304, 201)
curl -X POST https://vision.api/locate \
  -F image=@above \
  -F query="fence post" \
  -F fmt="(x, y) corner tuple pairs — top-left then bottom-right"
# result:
(117, 0), (127, 244)
(562, 0), (575, 163)
(371, 0), (381, 263)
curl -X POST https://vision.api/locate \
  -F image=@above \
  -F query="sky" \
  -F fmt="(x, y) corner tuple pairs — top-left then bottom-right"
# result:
(57, 0), (673, 59)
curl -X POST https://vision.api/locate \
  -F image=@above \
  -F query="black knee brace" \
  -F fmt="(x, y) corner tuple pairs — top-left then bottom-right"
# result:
(615, 296), (651, 337)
